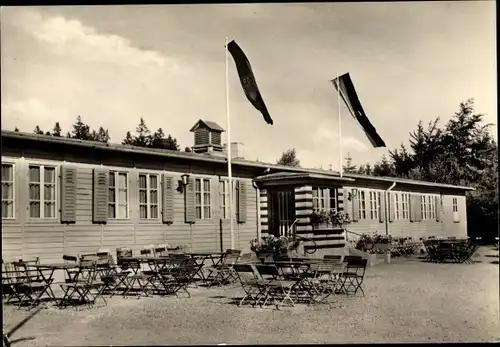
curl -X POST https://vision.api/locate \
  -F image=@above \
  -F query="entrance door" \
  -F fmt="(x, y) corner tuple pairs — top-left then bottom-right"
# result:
(268, 188), (296, 237)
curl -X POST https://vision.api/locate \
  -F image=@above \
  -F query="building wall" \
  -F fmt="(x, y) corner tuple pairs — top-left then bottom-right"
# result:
(342, 184), (468, 241)
(1, 155), (259, 262)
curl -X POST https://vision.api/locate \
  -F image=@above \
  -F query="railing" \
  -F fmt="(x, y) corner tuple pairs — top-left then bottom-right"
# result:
(284, 219), (299, 237)
(344, 228), (363, 242)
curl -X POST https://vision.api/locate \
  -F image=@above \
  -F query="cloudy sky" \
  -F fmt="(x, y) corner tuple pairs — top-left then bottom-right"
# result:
(1, 3), (496, 169)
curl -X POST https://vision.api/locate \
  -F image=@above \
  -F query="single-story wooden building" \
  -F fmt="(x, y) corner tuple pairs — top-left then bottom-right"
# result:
(1, 120), (474, 262)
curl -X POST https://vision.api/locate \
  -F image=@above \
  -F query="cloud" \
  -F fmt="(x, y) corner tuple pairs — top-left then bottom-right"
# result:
(13, 9), (169, 69)
(311, 126), (369, 152)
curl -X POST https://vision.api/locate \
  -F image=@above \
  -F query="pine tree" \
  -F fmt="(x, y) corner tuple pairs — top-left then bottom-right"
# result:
(343, 153), (358, 173)
(52, 122), (62, 137)
(70, 115), (92, 140)
(122, 131), (134, 145)
(277, 148), (300, 167)
(132, 118), (152, 147)
(33, 126), (44, 135)
(14, 127), (19, 132)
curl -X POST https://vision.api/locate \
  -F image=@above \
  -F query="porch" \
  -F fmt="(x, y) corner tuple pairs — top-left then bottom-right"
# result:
(254, 172), (355, 258)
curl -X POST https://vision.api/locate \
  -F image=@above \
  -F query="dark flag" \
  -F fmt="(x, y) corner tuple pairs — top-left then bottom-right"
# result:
(332, 73), (386, 148)
(227, 40), (273, 125)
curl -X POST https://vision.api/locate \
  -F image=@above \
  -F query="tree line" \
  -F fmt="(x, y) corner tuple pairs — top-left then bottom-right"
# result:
(21, 115), (192, 152)
(276, 99), (498, 242)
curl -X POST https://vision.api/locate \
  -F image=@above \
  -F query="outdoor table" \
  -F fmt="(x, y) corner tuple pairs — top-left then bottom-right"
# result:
(28, 263), (80, 301)
(187, 252), (226, 282)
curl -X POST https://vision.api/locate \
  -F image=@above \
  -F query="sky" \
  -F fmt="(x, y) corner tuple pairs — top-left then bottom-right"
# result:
(1, 3), (496, 169)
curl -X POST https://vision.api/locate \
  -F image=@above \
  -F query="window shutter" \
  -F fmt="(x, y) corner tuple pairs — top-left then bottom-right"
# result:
(237, 180), (247, 223)
(162, 175), (174, 224)
(409, 194), (415, 222)
(379, 192), (386, 223)
(435, 196), (441, 222)
(415, 195), (423, 222)
(60, 166), (77, 223)
(388, 193), (395, 222)
(184, 176), (196, 223)
(93, 168), (109, 224)
(351, 190), (359, 222)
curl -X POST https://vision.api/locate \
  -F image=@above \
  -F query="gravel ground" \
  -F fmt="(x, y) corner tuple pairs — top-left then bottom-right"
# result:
(3, 247), (499, 345)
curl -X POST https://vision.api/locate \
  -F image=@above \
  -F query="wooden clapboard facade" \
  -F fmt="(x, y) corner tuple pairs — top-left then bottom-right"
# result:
(1, 126), (473, 262)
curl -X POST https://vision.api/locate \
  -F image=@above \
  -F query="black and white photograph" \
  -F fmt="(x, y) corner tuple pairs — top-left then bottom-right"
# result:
(1, 2), (498, 345)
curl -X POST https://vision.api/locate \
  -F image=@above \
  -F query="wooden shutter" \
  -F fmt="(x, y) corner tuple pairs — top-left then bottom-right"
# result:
(351, 190), (359, 222)
(237, 180), (247, 223)
(162, 174), (174, 224)
(93, 168), (109, 224)
(184, 176), (196, 223)
(435, 195), (441, 222)
(409, 194), (415, 222)
(415, 195), (423, 222)
(60, 166), (77, 223)
(388, 192), (395, 222)
(379, 192), (386, 223)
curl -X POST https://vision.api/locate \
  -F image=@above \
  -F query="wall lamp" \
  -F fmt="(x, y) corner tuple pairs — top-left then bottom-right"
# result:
(348, 188), (358, 201)
(177, 173), (191, 193)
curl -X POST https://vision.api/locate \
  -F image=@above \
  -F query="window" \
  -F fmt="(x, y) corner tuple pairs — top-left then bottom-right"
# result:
(139, 174), (159, 219)
(452, 198), (458, 212)
(195, 178), (211, 219)
(219, 180), (236, 219)
(429, 196), (436, 220)
(2, 164), (14, 219)
(401, 193), (410, 219)
(369, 191), (379, 220)
(358, 190), (366, 219)
(452, 197), (459, 222)
(394, 193), (400, 220)
(108, 171), (128, 219)
(28, 165), (56, 218)
(420, 195), (427, 219)
(312, 187), (337, 212)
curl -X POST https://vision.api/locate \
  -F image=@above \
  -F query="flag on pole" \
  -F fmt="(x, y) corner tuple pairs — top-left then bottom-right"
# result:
(332, 73), (386, 148)
(227, 40), (273, 125)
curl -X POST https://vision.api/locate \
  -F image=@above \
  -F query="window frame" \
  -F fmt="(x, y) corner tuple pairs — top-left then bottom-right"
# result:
(401, 193), (410, 219)
(312, 187), (337, 212)
(420, 195), (427, 220)
(108, 171), (130, 220)
(369, 191), (379, 220)
(219, 179), (236, 220)
(452, 197), (458, 212)
(138, 173), (160, 220)
(195, 177), (212, 220)
(393, 193), (400, 220)
(429, 196), (436, 220)
(28, 164), (57, 220)
(358, 190), (367, 220)
(2, 162), (15, 219)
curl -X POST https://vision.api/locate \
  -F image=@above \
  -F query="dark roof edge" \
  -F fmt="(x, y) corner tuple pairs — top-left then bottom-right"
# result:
(1, 130), (474, 191)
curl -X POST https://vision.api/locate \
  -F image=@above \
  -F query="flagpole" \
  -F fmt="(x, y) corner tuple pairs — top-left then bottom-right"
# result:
(225, 37), (235, 250)
(337, 72), (343, 178)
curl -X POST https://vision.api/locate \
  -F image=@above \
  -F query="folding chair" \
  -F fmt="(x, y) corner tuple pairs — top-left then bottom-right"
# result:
(12, 261), (51, 309)
(253, 264), (297, 309)
(206, 251), (241, 287)
(159, 258), (198, 298)
(59, 260), (106, 308)
(232, 264), (261, 307)
(2, 261), (25, 304)
(122, 259), (155, 298)
(340, 258), (367, 296)
(99, 255), (130, 296)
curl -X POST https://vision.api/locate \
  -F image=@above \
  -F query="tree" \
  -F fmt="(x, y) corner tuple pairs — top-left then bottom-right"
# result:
(372, 155), (394, 177)
(343, 153), (358, 173)
(52, 122), (62, 137)
(14, 127), (19, 132)
(161, 134), (179, 151)
(277, 148), (300, 167)
(33, 126), (44, 135)
(185, 147), (192, 152)
(91, 127), (110, 143)
(132, 117), (151, 147)
(122, 131), (134, 145)
(374, 98), (498, 241)
(150, 128), (165, 148)
(70, 115), (92, 140)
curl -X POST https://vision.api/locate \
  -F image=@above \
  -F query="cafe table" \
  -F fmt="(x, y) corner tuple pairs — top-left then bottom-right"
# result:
(28, 263), (88, 301)
(186, 252), (226, 282)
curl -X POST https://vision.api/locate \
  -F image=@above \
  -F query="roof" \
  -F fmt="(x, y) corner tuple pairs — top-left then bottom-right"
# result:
(254, 172), (355, 183)
(1, 130), (474, 191)
(189, 120), (225, 133)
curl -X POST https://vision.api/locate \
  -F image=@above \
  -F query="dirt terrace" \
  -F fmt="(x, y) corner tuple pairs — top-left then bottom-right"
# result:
(3, 247), (499, 345)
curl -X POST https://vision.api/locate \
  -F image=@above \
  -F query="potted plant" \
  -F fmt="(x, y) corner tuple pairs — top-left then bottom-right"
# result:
(310, 209), (352, 229)
(250, 235), (303, 262)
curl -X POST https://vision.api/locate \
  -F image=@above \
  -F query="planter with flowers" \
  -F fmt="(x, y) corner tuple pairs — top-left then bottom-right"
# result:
(250, 235), (303, 262)
(309, 209), (352, 230)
